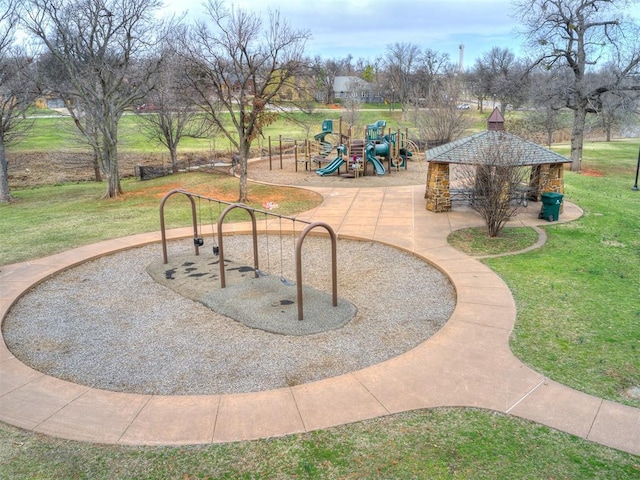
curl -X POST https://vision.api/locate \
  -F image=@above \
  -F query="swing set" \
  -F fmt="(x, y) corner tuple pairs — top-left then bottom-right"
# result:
(158, 189), (338, 321)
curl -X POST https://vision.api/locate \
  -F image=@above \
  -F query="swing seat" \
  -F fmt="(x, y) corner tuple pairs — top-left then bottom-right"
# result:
(255, 269), (269, 278)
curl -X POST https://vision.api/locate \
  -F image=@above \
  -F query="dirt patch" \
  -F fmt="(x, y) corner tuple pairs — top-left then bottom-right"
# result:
(7, 149), (431, 190)
(6, 150), (229, 189)
(581, 168), (604, 177)
(7, 151), (166, 188)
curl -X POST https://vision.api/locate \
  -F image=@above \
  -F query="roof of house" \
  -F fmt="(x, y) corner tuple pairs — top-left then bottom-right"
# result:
(333, 76), (375, 92)
(426, 130), (572, 165)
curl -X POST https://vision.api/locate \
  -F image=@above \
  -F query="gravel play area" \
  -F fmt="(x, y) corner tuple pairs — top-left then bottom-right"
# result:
(3, 236), (456, 396)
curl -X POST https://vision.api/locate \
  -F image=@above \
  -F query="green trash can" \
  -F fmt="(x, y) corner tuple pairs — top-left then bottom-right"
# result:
(539, 192), (563, 222)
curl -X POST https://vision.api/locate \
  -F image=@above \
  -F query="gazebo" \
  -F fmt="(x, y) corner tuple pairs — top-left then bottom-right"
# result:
(424, 108), (572, 212)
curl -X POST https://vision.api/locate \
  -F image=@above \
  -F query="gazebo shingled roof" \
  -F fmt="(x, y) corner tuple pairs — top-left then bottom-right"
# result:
(426, 130), (572, 166)
(423, 108), (572, 213)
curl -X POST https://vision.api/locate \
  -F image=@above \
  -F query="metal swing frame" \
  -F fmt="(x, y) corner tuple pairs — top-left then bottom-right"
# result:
(159, 189), (338, 320)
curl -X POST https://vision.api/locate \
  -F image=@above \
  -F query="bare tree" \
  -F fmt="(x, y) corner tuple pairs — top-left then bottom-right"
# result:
(466, 69), (489, 113)
(135, 46), (214, 173)
(516, 0), (640, 172)
(183, 0), (310, 203)
(522, 68), (570, 146)
(589, 64), (640, 140)
(24, 0), (171, 198)
(523, 106), (569, 146)
(473, 47), (529, 114)
(414, 49), (453, 105)
(36, 50), (105, 181)
(341, 78), (363, 126)
(383, 42), (421, 120)
(415, 79), (471, 146)
(458, 136), (528, 237)
(597, 88), (639, 141)
(0, 0), (35, 203)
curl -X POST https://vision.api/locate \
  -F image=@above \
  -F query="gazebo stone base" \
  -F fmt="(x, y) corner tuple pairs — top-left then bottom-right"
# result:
(425, 161), (451, 212)
(529, 163), (565, 212)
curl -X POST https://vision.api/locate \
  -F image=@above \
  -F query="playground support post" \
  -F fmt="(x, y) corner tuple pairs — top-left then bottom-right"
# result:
(295, 222), (338, 321)
(216, 203), (260, 288)
(633, 145), (639, 191)
(159, 189), (201, 264)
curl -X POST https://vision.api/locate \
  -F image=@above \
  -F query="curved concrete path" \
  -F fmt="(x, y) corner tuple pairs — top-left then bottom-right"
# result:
(1, 185), (639, 455)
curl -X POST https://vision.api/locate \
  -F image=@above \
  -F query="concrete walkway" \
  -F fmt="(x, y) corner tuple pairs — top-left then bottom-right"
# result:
(1, 185), (638, 455)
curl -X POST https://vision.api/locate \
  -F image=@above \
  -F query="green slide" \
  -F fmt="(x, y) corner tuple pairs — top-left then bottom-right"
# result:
(365, 142), (386, 175)
(366, 151), (386, 175)
(316, 156), (345, 176)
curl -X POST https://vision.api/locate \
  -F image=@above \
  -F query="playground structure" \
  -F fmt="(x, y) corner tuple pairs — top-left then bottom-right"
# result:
(306, 119), (415, 177)
(158, 189), (338, 321)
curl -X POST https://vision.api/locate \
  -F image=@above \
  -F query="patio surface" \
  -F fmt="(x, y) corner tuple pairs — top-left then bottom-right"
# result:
(0, 185), (638, 454)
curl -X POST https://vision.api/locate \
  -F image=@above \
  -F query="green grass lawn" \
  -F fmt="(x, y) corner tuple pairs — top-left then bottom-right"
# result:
(446, 139), (640, 409)
(487, 139), (640, 408)
(448, 226), (540, 256)
(0, 172), (322, 265)
(13, 106), (489, 155)
(1, 132), (639, 477)
(1, 409), (638, 479)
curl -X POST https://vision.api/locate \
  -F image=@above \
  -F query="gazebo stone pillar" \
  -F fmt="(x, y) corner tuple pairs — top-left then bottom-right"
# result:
(544, 163), (565, 193)
(529, 163), (565, 211)
(425, 161), (451, 212)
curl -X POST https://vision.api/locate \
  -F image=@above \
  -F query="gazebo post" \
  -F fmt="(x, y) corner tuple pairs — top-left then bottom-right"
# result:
(425, 161), (451, 212)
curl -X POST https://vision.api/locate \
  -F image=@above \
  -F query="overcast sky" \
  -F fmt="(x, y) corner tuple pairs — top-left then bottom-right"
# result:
(163, 0), (524, 68)
(163, 1), (640, 68)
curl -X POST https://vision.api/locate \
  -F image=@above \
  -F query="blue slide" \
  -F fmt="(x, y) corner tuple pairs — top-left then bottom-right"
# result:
(316, 156), (345, 176)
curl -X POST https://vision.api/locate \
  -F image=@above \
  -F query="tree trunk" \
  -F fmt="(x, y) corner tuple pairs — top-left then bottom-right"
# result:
(93, 151), (102, 182)
(570, 105), (587, 172)
(100, 114), (122, 198)
(0, 140), (11, 203)
(237, 142), (250, 203)
(103, 138), (122, 199)
(170, 146), (178, 174)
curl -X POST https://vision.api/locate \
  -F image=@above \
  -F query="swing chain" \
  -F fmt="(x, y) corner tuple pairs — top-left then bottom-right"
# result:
(209, 200), (219, 256)
(194, 197), (204, 247)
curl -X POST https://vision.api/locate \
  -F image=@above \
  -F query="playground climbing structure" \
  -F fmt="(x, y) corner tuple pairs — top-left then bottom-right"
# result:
(313, 119), (415, 177)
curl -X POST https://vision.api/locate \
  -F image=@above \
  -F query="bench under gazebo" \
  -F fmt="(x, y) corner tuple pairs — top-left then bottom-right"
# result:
(425, 108), (572, 213)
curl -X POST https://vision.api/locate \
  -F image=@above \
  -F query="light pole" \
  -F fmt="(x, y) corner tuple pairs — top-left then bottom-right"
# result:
(633, 145), (639, 191)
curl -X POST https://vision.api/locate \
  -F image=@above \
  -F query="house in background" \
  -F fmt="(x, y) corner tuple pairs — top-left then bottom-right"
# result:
(333, 76), (382, 104)
(35, 96), (66, 109)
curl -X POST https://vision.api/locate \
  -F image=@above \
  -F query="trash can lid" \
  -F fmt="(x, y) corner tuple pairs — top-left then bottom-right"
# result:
(541, 191), (564, 199)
